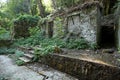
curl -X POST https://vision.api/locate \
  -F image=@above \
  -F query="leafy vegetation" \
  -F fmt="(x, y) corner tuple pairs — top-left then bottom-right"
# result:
(13, 14), (40, 38)
(14, 14), (39, 26)
(0, 47), (15, 54)
(0, 27), (10, 40)
(10, 50), (25, 65)
(15, 60), (25, 66)
(14, 29), (96, 58)
(15, 50), (24, 57)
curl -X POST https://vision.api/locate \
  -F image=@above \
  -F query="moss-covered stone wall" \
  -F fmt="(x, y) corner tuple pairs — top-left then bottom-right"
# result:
(44, 54), (120, 80)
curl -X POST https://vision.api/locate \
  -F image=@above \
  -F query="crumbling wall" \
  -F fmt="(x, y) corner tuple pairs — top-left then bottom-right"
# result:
(67, 6), (99, 43)
(44, 54), (120, 80)
(114, 6), (120, 48)
(117, 16), (120, 47)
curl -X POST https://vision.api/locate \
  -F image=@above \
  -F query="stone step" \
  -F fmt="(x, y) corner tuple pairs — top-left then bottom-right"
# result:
(24, 53), (34, 59)
(19, 57), (31, 63)
(17, 46), (34, 54)
(29, 50), (34, 54)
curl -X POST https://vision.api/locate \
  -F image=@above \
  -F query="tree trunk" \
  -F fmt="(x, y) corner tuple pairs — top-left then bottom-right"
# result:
(37, 0), (46, 18)
(30, 0), (38, 15)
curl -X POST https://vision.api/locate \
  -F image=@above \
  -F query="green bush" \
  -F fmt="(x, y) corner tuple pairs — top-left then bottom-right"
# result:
(15, 50), (24, 57)
(66, 38), (89, 49)
(16, 60), (25, 66)
(0, 11), (11, 29)
(0, 47), (15, 54)
(13, 30), (45, 47)
(89, 43), (98, 50)
(0, 27), (11, 40)
(14, 14), (39, 27)
(13, 14), (40, 38)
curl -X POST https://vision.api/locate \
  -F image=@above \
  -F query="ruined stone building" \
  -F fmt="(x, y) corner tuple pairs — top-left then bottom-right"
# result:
(52, 0), (120, 48)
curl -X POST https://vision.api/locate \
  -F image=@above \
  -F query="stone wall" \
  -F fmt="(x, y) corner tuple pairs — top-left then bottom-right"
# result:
(66, 6), (99, 43)
(115, 7), (120, 48)
(118, 18), (120, 47)
(44, 54), (120, 80)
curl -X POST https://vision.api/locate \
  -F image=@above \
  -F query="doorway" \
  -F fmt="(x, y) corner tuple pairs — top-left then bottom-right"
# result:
(100, 26), (115, 48)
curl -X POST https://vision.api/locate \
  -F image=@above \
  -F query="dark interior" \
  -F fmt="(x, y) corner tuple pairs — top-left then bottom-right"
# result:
(99, 0), (117, 48)
(100, 26), (115, 48)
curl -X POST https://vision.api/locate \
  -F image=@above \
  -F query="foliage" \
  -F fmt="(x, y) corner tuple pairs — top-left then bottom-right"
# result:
(13, 14), (39, 38)
(54, 17), (64, 38)
(14, 31), (92, 59)
(0, 18), (9, 28)
(0, 27), (11, 40)
(0, 47), (15, 54)
(89, 43), (98, 50)
(38, 17), (48, 25)
(13, 30), (44, 47)
(8, 49), (25, 66)
(0, 11), (12, 29)
(14, 50), (25, 65)
(66, 38), (89, 49)
(14, 14), (39, 27)
(52, 0), (81, 9)
(6, 0), (31, 16)
(29, 26), (40, 36)
(15, 60), (25, 66)
(15, 50), (24, 57)
(30, 0), (38, 15)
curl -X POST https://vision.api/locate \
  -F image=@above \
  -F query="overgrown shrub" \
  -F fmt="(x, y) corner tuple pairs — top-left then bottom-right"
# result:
(13, 14), (39, 38)
(15, 50), (24, 57)
(0, 47), (15, 54)
(53, 17), (64, 38)
(16, 60), (25, 66)
(66, 38), (89, 49)
(0, 11), (11, 29)
(0, 27), (11, 40)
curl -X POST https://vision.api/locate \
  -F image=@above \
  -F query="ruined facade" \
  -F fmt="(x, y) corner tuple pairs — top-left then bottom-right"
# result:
(60, 1), (120, 48)
(66, 7), (99, 44)
(61, 1), (102, 44)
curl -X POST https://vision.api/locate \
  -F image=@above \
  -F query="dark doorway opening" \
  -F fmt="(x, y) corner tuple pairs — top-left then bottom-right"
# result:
(100, 26), (115, 48)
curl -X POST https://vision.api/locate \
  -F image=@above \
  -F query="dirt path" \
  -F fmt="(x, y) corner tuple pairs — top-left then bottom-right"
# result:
(0, 55), (44, 80)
